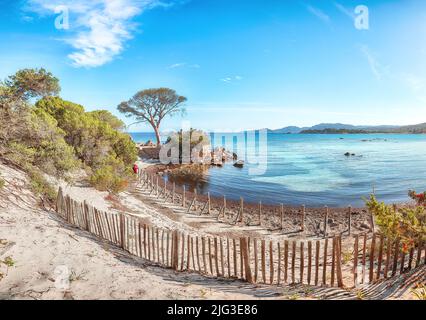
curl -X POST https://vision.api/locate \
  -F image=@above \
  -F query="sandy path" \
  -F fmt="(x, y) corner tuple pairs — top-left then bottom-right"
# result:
(1, 163), (422, 300)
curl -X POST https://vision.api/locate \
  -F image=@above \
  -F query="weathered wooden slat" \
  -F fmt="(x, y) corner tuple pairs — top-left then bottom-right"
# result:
(347, 206), (352, 235)
(171, 231), (177, 270)
(335, 236), (344, 288)
(202, 236), (207, 273)
(322, 238), (328, 286)
(240, 237), (253, 283)
(377, 235), (384, 280)
(392, 238), (400, 276)
(213, 237), (219, 276)
(416, 241), (423, 268)
(161, 230), (165, 265)
(300, 242), (305, 284)
(307, 241), (312, 285)
(324, 206), (329, 237)
(209, 238), (214, 275)
(331, 237), (336, 286)
(191, 236), (196, 272)
(240, 239), (244, 279)
(400, 248), (406, 274)
(291, 241), (296, 284)
(315, 240), (320, 286)
(353, 235), (359, 287)
(253, 239), (258, 282)
(384, 238), (391, 278)
(227, 238), (231, 278)
(233, 238), (237, 277)
(277, 242), (282, 285)
(196, 237), (201, 272)
(261, 240), (266, 283)
(120, 214), (125, 249)
(138, 222), (143, 258)
(220, 238), (224, 276)
(369, 234), (376, 283)
(408, 247), (414, 271)
(156, 228), (160, 263)
(284, 240), (289, 283)
(187, 234), (191, 270)
(269, 241), (274, 285)
(361, 234), (367, 284)
(147, 225), (151, 260)
(181, 233), (185, 271)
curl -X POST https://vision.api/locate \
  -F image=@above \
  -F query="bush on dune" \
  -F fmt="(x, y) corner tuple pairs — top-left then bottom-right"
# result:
(35, 96), (137, 193)
(0, 68), (137, 201)
(366, 195), (426, 251)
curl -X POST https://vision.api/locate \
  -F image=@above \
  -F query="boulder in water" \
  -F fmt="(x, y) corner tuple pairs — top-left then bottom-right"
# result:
(233, 160), (244, 168)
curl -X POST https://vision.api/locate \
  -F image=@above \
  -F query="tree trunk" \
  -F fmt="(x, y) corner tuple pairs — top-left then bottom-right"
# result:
(153, 126), (161, 146)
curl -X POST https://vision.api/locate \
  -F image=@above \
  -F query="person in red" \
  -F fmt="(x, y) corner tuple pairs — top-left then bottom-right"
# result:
(133, 163), (139, 175)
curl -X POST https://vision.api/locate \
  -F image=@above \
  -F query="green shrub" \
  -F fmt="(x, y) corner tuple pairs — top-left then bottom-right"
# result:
(366, 195), (426, 251)
(27, 168), (57, 202)
(0, 177), (5, 190)
(89, 165), (129, 194)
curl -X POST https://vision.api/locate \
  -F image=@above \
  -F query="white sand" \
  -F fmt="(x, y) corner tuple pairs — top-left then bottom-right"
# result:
(0, 162), (422, 300)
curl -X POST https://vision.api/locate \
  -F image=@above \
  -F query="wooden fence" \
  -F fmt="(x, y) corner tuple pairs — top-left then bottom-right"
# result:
(137, 170), (376, 236)
(55, 188), (425, 289)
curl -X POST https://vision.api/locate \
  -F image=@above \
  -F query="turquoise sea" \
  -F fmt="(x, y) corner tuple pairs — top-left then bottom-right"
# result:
(130, 132), (426, 207)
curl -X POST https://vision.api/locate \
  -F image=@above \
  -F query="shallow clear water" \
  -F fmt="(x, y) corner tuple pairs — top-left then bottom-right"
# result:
(130, 132), (426, 207)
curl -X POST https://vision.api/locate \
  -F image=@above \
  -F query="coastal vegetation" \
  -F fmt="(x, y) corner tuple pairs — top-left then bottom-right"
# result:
(118, 88), (187, 146)
(0, 68), (137, 201)
(366, 195), (426, 251)
(301, 129), (371, 134)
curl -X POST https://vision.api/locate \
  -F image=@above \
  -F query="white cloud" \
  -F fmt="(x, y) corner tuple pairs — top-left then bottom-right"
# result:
(220, 75), (243, 83)
(168, 62), (186, 69)
(167, 62), (200, 69)
(306, 5), (330, 24)
(359, 45), (386, 80)
(26, 0), (177, 68)
(334, 2), (354, 19)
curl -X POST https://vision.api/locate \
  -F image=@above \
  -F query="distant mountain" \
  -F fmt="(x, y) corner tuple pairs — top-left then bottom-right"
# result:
(268, 123), (426, 134)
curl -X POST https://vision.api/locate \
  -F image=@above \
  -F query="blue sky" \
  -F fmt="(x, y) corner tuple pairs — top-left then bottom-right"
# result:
(1, 0), (426, 132)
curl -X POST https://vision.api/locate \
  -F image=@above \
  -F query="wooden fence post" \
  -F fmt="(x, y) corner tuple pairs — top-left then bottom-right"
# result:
(270, 241), (274, 284)
(261, 240), (266, 283)
(301, 205), (306, 232)
(291, 241), (296, 284)
(240, 237), (253, 283)
(277, 242), (282, 285)
(392, 238), (400, 276)
(253, 239), (258, 282)
(377, 235), (384, 280)
(331, 237), (336, 286)
(324, 206), (329, 237)
(369, 234), (376, 283)
(315, 240), (320, 286)
(284, 240), (289, 283)
(120, 213), (125, 249)
(322, 238), (328, 286)
(347, 206), (352, 235)
(300, 242), (305, 284)
(353, 235), (359, 287)
(335, 236), (344, 288)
